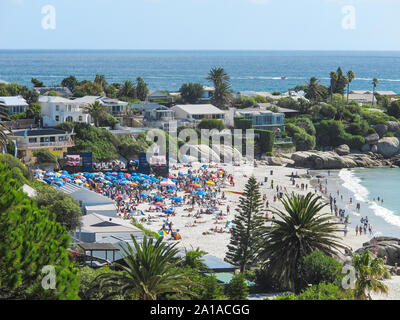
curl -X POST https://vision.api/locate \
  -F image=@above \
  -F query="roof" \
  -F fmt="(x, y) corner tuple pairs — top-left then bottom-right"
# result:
(34, 87), (72, 96)
(205, 272), (256, 286)
(172, 104), (225, 115)
(79, 213), (144, 234)
(38, 95), (74, 104)
(10, 129), (68, 137)
(200, 255), (238, 272)
(0, 96), (28, 106)
(131, 103), (165, 111)
(78, 242), (119, 251)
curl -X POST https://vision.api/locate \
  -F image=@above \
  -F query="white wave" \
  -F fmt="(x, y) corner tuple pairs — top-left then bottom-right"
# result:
(338, 169), (369, 202)
(368, 202), (400, 228)
(339, 169), (400, 229)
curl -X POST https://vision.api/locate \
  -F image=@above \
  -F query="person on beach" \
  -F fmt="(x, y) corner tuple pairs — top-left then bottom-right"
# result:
(355, 225), (359, 236)
(344, 225), (348, 237)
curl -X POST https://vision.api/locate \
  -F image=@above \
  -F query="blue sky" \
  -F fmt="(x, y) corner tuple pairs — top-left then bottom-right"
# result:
(1, 0), (399, 50)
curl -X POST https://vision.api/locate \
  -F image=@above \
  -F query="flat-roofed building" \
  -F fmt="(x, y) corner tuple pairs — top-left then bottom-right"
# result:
(8, 128), (74, 163)
(0, 96), (29, 115)
(171, 104), (226, 126)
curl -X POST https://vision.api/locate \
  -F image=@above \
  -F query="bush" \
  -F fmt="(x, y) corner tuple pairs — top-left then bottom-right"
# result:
(339, 133), (365, 150)
(319, 104), (336, 119)
(360, 109), (393, 125)
(255, 129), (275, 154)
(295, 117), (316, 136)
(225, 273), (249, 300)
(384, 131), (396, 137)
(33, 149), (58, 163)
(387, 101), (400, 119)
(346, 120), (370, 136)
(297, 283), (354, 300)
(234, 116), (253, 130)
(315, 120), (345, 147)
(197, 118), (226, 131)
(286, 123), (315, 151)
(298, 251), (343, 289)
(0, 154), (30, 179)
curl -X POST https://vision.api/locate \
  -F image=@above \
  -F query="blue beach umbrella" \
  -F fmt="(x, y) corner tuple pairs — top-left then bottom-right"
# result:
(154, 195), (164, 200)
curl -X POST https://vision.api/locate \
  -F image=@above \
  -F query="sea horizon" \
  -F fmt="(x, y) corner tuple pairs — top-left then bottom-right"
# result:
(2, 50), (400, 92)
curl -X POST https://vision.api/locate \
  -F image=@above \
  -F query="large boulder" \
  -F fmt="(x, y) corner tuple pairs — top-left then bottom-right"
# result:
(376, 137), (400, 158)
(263, 156), (295, 166)
(291, 151), (357, 169)
(371, 144), (378, 153)
(334, 144), (350, 156)
(374, 123), (388, 138)
(386, 121), (400, 135)
(365, 133), (380, 145)
(356, 237), (400, 266)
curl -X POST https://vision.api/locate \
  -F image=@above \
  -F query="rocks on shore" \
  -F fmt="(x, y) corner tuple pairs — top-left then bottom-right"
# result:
(334, 144), (350, 156)
(261, 156), (295, 166)
(355, 237), (400, 267)
(376, 137), (400, 158)
(290, 150), (386, 169)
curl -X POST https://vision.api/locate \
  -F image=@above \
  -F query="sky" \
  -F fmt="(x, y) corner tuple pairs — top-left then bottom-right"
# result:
(1, 0), (400, 50)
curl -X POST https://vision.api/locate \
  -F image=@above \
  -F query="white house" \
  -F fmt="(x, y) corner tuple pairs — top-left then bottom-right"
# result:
(39, 96), (91, 127)
(39, 95), (128, 127)
(171, 104), (227, 126)
(0, 96), (29, 115)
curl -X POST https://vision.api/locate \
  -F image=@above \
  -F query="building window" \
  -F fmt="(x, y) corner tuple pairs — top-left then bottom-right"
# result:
(78, 116), (82, 121)
(55, 115), (59, 121)
(28, 138), (37, 143)
(56, 105), (59, 111)
(58, 136), (65, 141)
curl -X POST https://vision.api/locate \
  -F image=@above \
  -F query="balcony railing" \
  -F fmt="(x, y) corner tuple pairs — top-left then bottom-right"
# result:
(17, 141), (75, 149)
(274, 137), (293, 144)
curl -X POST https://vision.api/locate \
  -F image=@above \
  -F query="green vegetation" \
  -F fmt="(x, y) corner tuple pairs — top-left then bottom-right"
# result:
(197, 118), (226, 131)
(254, 129), (275, 154)
(259, 193), (345, 293)
(225, 176), (265, 273)
(225, 273), (249, 300)
(33, 149), (58, 164)
(179, 83), (204, 104)
(0, 163), (79, 299)
(131, 220), (161, 239)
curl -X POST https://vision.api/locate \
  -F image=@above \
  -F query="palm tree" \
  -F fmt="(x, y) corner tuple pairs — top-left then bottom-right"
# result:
(258, 192), (346, 293)
(206, 67), (230, 87)
(0, 111), (10, 150)
(346, 70), (355, 103)
(118, 80), (136, 99)
(330, 72), (338, 103)
(211, 82), (233, 109)
(306, 77), (324, 102)
(372, 78), (379, 105)
(353, 250), (389, 300)
(82, 101), (108, 127)
(96, 235), (192, 300)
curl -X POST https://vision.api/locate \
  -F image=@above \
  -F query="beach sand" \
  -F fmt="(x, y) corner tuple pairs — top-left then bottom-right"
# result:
(134, 162), (369, 260)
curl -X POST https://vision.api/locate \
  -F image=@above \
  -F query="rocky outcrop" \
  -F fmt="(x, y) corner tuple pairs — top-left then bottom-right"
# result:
(387, 121), (400, 135)
(355, 237), (400, 266)
(262, 156), (295, 166)
(365, 133), (380, 145)
(290, 151), (385, 169)
(374, 123), (388, 138)
(361, 144), (371, 153)
(376, 137), (400, 158)
(334, 144), (350, 156)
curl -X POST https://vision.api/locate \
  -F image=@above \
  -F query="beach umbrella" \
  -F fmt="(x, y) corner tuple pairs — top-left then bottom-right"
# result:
(83, 183), (89, 187)
(166, 189), (174, 193)
(191, 183), (201, 188)
(111, 172), (118, 176)
(124, 173), (131, 178)
(139, 193), (147, 197)
(192, 177), (200, 181)
(201, 165), (207, 168)
(154, 195), (164, 200)
(129, 182), (138, 186)
(206, 180), (216, 185)
(195, 187), (202, 191)
(172, 197), (183, 202)
(196, 191), (207, 196)
(160, 179), (175, 187)
(168, 175), (177, 179)
(158, 230), (168, 236)
(75, 179), (83, 184)
(154, 202), (165, 206)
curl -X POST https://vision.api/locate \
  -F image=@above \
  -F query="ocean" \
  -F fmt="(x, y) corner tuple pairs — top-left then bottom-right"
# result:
(1, 50), (400, 92)
(313, 168), (400, 238)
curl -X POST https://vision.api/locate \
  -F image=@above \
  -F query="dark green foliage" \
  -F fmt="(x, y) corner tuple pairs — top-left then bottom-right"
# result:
(0, 153), (30, 179)
(387, 101), (400, 119)
(315, 120), (345, 147)
(199, 274), (225, 300)
(61, 76), (79, 93)
(383, 132), (395, 137)
(136, 77), (149, 101)
(98, 114), (119, 127)
(31, 78), (44, 87)
(298, 251), (343, 289)
(254, 129), (275, 154)
(295, 117), (316, 135)
(346, 120), (370, 136)
(26, 103), (42, 120)
(225, 273), (249, 300)
(285, 123), (315, 151)
(35, 183), (82, 231)
(179, 83), (204, 104)
(0, 163), (79, 299)
(33, 149), (58, 163)
(234, 116), (253, 130)
(360, 109), (393, 125)
(259, 193), (345, 293)
(180, 248), (207, 270)
(319, 104), (336, 119)
(297, 283), (354, 300)
(197, 118), (226, 131)
(225, 176), (265, 273)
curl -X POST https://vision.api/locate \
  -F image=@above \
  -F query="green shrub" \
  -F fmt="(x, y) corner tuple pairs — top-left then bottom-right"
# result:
(0, 154), (29, 179)
(234, 116), (253, 130)
(297, 283), (354, 300)
(315, 120), (345, 147)
(295, 117), (316, 135)
(255, 129), (275, 154)
(319, 104), (336, 119)
(298, 251), (343, 289)
(197, 118), (226, 131)
(384, 131), (395, 137)
(268, 293), (298, 300)
(33, 149), (58, 163)
(286, 123), (315, 151)
(225, 273), (249, 300)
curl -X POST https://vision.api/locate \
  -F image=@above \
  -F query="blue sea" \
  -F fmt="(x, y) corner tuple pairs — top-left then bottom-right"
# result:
(1, 50), (400, 92)
(317, 168), (400, 239)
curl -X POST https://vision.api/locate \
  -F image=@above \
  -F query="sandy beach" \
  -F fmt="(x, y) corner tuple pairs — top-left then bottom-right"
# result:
(132, 161), (370, 260)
